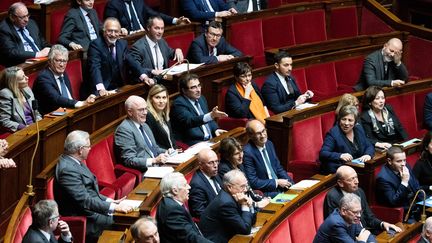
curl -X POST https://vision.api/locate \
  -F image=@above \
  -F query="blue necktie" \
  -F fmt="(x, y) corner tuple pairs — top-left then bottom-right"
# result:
(201, 0), (211, 12)
(58, 76), (70, 98)
(19, 28), (39, 53)
(125, 1), (141, 31)
(262, 147), (278, 179)
(139, 125), (158, 157)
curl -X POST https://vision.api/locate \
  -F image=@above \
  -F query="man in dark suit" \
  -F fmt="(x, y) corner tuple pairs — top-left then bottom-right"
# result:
(187, 21), (242, 64)
(170, 73), (227, 145)
(424, 93), (432, 130)
(87, 17), (127, 97)
(22, 200), (73, 243)
(189, 148), (223, 218)
(355, 38), (409, 91)
(115, 95), (169, 172)
(243, 119), (293, 198)
(32, 44), (96, 114)
(0, 2), (50, 67)
(324, 166), (401, 234)
(376, 146), (422, 212)
(104, 0), (190, 32)
(156, 172), (212, 243)
(419, 217), (432, 243)
(314, 194), (374, 243)
(199, 169), (256, 243)
(127, 16), (184, 85)
(181, 0), (237, 23)
(261, 51), (314, 114)
(226, 0), (267, 13)
(54, 130), (133, 242)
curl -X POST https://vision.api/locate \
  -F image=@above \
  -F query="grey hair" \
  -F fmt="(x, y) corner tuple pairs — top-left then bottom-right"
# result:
(223, 169), (246, 189)
(125, 95), (145, 110)
(64, 130), (89, 154)
(130, 216), (157, 241)
(339, 193), (361, 210)
(103, 17), (121, 30)
(423, 217), (432, 237)
(8, 2), (26, 16)
(160, 172), (185, 198)
(31, 200), (58, 229)
(48, 44), (69, 61)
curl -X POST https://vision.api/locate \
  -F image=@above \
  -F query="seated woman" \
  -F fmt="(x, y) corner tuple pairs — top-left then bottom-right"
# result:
(0, 66), (42, 132)
(146, 84), (177, 150)
(218, 137), (245, 178)
(413, 131), (432, 189)
(360, 86), (408, 150)
(320, 105), (374, 174)
(335, 93), (359, 116)
(225, 62), (269, 124)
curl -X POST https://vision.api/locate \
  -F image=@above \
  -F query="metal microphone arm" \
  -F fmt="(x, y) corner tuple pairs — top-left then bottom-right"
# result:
(403, 189), (426, 223)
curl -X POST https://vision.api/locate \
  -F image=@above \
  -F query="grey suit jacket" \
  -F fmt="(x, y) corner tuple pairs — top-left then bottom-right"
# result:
(226, 0), (267, 13)
(0, 87), (41, 132)
(114, 118), (166, 171)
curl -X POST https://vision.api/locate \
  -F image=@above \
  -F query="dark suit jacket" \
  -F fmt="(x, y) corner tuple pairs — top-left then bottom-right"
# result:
(424, 93), (432, 130)
(313, 209), (370, 243)
(218, 158), (245, 178)
(156, 197), (212, 243)
(226, 0), (267, 12)
(360, 104), (408, 145)
(199, 189), (256, 243)
(187, 33), (242, 64)
(188, 170), (222, 218)
(22, 226), (67, 243)
(417, 236), (428, 243)
(181, 0), (228, 22)
(324, 187), (382, 231)
(243, 140), (293, 197)
(225, 81), (264, 119)
(170, 95), (218, 146)
(114, 118), (166, 171)
(355, 49), (409, 91)
(261, 72), (301, 114)
(32, 68), (78, 115)
(376, 164), (421, 209)
(58, 8), (101, 51)
(104, 0), (174, 31)
(145, 111), (177, 149)
(319, 124), (375, 174)
(126, 36), (174, 81)
(86, 37), (127, 95)
(0, 18), (50, 67)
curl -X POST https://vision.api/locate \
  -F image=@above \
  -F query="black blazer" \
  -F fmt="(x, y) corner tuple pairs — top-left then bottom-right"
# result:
(187, 33), (242, 64)
(0, 18), (50, 67)
(188, 170), (222, 218)
(261, 72), (301, 114)
(225, 81), (264, 119)
(145, 111), (177, 149)
(22, 226), (67, 243)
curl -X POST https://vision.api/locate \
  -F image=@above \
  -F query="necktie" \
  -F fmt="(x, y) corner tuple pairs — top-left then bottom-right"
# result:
(125, 1), (140, 31)
(109, 44), (116, 60)
(201, 0), (211, 12)
(211, 177), (220, 193)
(194, 101), (212, 140)
(252, 0), (259, 11)
(139, 125), (157, 157)
(154, 43), (160, 69)
(262, 147), (278, 179)
(58, 76), (70, 98)
(285, 76), (295, 95)
(19, 28), (39, 52)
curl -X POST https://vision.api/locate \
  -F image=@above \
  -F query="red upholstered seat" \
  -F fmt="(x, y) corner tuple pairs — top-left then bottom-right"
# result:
(230, 19), (266, 67)
(386, 93), (420, 138)
(262, 15), (295, 49)
(305, 62), (342, 101)
(406, 36), (432, 79)
(409, 235), (421, 243)
(12, 207), (32, 243)
(415, 90), (432, 131)
(291, 69), (307, 93)
(27, 71), (39, 89)
(50, 6), (70, 44)
(266, 219), (291, 243)
(334, 56), (364, 90)
(254, 76), (266, 89)
(370, 205), (404, 224)
(165, 32), (195, 60)
(329, 6), (358, 39)
(94, 0), (107, 22)
(65, 59), (83, 100)
(320, 112), (336, 140)
(267, 0), (283, 8)
(292, 10), (327, 44)
(312, 191), (326, 229)
(360, 7), (393, 35)
(288, 201), (316, 243)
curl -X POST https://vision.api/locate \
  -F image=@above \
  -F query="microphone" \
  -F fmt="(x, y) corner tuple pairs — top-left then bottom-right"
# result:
(247, 186), (263, 202)
(31, 100), (39, 122)
(403, 189), (426, 223)
(25, 99), (40, 196)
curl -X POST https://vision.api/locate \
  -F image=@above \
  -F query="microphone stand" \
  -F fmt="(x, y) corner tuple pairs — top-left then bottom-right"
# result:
(404, 189), (426, 224)
(25, 100), (40, 196)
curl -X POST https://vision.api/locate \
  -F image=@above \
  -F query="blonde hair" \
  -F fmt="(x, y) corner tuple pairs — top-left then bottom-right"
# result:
(0, 66), (25, 104)
(335, 94), (359, 116)
(146, 84), (170, 123)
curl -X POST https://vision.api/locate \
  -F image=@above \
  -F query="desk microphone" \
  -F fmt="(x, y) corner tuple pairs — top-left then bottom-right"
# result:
(25, 99), (40, 196)
(404, 189), (426, 223)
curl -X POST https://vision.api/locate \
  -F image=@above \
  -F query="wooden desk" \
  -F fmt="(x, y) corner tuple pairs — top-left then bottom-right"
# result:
(97, 230), (125, 243)
(376, 222), (422, 243)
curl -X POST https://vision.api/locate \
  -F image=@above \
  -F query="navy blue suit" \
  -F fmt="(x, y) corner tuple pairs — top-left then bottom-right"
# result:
(33, 68), (77, 115)
(218, 158), (245, 178)
(104, 0), (174, 31)
(261, 72), (301, 114)
(188, 170), (222, 218)
(199, 189), (256, 243)
(376, 164), (421, 210)
(319, 124), (375, 174)
(181, 0), (229, 22)
(225, 81), (264, 119)
(313, 209), (373, 243)
(187, 33), (242, 64)
(86, 37), (127, 96)
(170, 95), (218, 146)
(22, 226), (68, 243)
(424, 93), (432, 130)
(243, 140), (293, 198)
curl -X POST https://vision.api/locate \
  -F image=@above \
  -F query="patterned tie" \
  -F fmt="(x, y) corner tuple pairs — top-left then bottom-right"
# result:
(19, 28), (39, 52)
(109, 44), (116, 60)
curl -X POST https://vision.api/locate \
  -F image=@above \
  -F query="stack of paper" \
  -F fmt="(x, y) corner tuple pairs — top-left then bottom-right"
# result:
(119, 199), (143, 210)
(144, 167), (174, 178)
(166, 152), (195, 164)
(289, 180), (320, 190)
(270, 193), (298, 204)
(295, 102), (318, 110)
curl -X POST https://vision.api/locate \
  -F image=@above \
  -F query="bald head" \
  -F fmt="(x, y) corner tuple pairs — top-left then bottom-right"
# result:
(131, 217), (160, 243)
(336, 166), (359, 193)
(9, 2), (29, 28)
(386, 38), (403, 49)
(246, 119), (268, 147)
(383, 38), (403, 62)
(423, 217), (432, 241)
(198, 148), (219, 177)
(125, 95), (148, 124)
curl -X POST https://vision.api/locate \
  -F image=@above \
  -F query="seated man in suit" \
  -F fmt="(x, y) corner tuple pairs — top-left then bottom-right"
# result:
(199, 169), (256, 243)
(87, 17), (127, 97)
(127, 16), (184, 85)
(54, 130), (133, 242)
(170, 73), (227, 145)
(0, 2), (50, 67)
(419, 217), (432, 243)
(189, 148), (223, 218)
(314, 194), (374, 243)
(58, 0), (102, 51)
(182, 0), (237, 23)
(354, 38), (409, 91)
(226, 0), (267, 13)
(104, 0), (189, 33)
(32, 44), (96, 114)
(243, 119), (293, 198)
(261, 51), (314, 114)
(376, 146), (422, 212)
(324, 166), (401, 234)
(22, 200), (72, 243)
(187, 21), (242, 65)
(130, 216), (160, 243)
(157, 172), (212, 243)
(115, 95), (170, 172)
(424, 93), (432, 130)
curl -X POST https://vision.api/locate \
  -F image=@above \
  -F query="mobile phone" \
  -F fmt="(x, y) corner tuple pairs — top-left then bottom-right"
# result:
(387, 228), (396, 237)
(135, 189), (151, 195)
(51, 111), (66, 116)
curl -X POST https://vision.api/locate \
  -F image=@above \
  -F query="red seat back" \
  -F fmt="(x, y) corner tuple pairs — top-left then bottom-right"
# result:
(312, 190), (327, 229)
(386, 93), (418, 138)
(360, 7), (393, 35)
(66, 59), (83, 100)
(291, 116), (323, 162)
(305, 62), (338, 99)
(86, 139), (116, 184)
(293, 10), (327, 44)
(334, 56), (364, 88)
(27, 70), (39, 89)
(50, 6), (70, 44)
(266, 219), (291, 243)
(415, 90), (432, 131)
(12, 207), (32, 243)
(320, 112), (336, 139)
(291, 69), (307, 93)
(406, 36), (432, 79)
(288, 201), (316, 243)
(165, 32), (195, 59)
(94, 0), (107, 22)
(262, 15), (295, 49)
(329, 6), (358, 39)
(47, 177), (55, 200)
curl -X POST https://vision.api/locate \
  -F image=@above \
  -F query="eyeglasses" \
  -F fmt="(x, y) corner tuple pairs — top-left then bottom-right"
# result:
(207, 32), (222, 38)
(14, 14), (30, 20)
(53, 58), (68, 64)
(254, 128), (267, 136)
(49, 214), (60, 221)
(105, 29), (120, 34)
(80, 145), (91, 150)
(347, 208), (363, 216)
(238, 73), (252, 79)
(188, 83), (201, 90)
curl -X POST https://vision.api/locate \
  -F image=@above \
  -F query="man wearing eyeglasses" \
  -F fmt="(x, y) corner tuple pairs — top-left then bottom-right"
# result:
(187, 21), (242, 64)
(22, 200), (72, 243)
(0, 2), (50, 67)
(189, 148), (223, 218)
